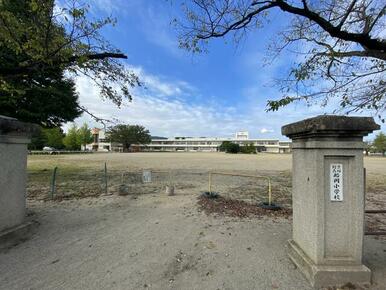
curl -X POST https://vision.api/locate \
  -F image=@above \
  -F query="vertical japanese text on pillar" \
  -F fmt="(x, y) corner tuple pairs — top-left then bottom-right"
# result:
(330, 163), (343, 201)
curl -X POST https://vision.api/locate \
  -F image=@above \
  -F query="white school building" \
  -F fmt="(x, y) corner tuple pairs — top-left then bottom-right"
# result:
(86, 129), (291, 153)
(147, 131), (291, 153)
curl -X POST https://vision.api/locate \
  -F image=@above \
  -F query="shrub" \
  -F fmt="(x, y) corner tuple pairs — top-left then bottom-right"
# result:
(219, 141), (231, 152)
(219, 141), (240, 153)
(240, 143), (256, 154)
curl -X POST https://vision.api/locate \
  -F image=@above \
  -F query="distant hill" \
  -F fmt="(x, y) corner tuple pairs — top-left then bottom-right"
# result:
(151, 136), (168, 140)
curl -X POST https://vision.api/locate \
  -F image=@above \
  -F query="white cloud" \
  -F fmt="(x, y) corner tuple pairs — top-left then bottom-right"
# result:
(128, 66), (196, 98)
(86, 0), (140, 15)
(260, 128), (274, 134)
(65, 64), (282, 139)
(65, 66), (237, 137)
(64, 64), (385, 141)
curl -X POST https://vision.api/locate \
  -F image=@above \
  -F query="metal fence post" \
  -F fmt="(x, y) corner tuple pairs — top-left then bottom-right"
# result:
(268, 178), (272, 206)
(50, 166), (58, 199)
(208, 172), (212, 194)
(104, 162), (108, 194)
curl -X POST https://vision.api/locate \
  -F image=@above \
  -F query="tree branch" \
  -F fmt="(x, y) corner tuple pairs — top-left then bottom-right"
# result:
(197, 0), (386, 54)
(0, 52), (127, 77)
(337, 0), (357, 29)
(367, 5), (386, 33)
(77, 104), (121, 126)
(197, 2), (276, 39)
(275, 0), (386, 52)
(319, 50), (386, 60)
(68, 52), (127, 62)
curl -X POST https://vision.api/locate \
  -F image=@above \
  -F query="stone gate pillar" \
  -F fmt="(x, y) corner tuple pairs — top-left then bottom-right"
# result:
(281, 115), (380, 288)
(0, 116), (37, 234)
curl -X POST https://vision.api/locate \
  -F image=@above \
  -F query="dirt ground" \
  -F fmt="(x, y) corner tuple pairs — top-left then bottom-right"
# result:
(25, 152), (386, 174)
(26, 153), (386, 232)
(0, 153), (385, 290)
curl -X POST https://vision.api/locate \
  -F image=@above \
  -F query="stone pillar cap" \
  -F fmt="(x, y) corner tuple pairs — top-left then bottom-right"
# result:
(0, 115), (39, 137)
(282, 115), (380, 140)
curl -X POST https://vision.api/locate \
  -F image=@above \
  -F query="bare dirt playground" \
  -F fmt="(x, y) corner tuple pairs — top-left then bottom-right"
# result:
(1, 153), (385, 290)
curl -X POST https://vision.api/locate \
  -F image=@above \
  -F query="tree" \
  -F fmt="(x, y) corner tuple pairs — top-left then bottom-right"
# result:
(0, 0), (140, 126)
(63, 124), (80, 150)
(44, 127), (65, 149)
(219, 141), (240, 154)
(241, 143), (256, 154)
(177, 1), (386, 119)
(363, 140), (372, 156)
(28, 127), (47, 150)
(77, 123), (93, 150)
(28, 126), (64, 149)
(107, 124), (151, 152)
(219, 141), (232, 152)
(227, 143), (241, 154)
(0, 67), (82, 127)
(373, 132), (386, 156)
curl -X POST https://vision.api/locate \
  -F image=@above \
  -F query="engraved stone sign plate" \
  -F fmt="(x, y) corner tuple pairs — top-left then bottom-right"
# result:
(330, 163), (343, 201)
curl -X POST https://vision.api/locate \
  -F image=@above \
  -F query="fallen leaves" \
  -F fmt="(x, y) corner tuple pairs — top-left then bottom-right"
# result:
(197, 195), (292, 219)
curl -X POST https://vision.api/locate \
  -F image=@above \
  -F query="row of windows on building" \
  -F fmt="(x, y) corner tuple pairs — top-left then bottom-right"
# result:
(151, 140), (280, 146)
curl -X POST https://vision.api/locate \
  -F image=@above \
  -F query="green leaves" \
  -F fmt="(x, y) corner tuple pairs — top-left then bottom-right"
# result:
(70, 7), (85, 18)
(44, 127), (65, 149)
(78, 123), (93, 146)
(219, 141), (240, 154)
(373, 132), (386, 155)
(107, 124), (151, 152)
(0, 0), (139, 125)
(266, 97), (296, 112)
(63, 124), (80, 150)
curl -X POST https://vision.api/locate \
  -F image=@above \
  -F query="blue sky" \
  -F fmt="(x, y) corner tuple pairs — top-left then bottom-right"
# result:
(66, 0), (384, 140)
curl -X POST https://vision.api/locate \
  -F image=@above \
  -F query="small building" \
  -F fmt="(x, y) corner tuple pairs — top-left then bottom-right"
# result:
(86, 128), (123, 152)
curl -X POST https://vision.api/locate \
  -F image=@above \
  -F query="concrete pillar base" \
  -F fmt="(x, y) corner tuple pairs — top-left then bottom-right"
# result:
(287, 239), (371, 288)
(0, 221), (38, 250)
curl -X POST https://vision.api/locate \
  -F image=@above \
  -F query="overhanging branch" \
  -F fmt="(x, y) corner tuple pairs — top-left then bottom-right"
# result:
(275, 0), (386, 52)
(0, 52), (128, 77)
(68, 52), (127, 62)
(197, 0), (386, 55)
